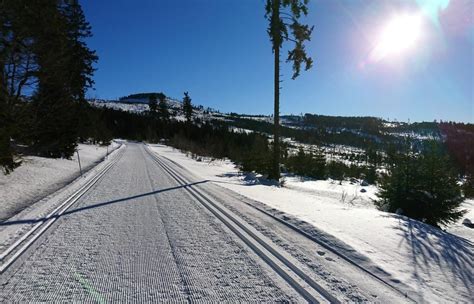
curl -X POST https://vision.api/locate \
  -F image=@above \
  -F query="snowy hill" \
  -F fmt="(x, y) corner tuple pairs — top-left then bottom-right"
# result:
(87, 97), (471, 168)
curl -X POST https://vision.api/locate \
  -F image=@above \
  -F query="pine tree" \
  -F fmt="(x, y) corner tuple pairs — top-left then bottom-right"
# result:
(265, 0), (314, 180)
(182, 91), (192, 123)
(376, 141), (465, 227)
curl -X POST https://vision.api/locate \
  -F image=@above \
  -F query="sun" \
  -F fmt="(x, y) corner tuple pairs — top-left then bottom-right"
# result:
(370, 14), (423, 62)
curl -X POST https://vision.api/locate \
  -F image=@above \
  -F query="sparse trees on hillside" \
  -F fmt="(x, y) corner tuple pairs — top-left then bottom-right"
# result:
(183, 91), (192, 122)
(265, 0), (314, 180)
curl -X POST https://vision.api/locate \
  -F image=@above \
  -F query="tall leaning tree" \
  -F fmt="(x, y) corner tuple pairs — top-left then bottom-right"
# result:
(265, 0), (313, 180)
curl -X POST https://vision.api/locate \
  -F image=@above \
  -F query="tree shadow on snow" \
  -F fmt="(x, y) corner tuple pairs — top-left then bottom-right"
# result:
(0, 180), (209, 227)
(390, 214), (473, 298)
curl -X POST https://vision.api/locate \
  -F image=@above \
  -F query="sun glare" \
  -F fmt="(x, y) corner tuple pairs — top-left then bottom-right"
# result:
(370, 14), (423, 62)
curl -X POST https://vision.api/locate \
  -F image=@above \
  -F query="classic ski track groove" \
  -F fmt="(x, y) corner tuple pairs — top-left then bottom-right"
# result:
(145, 146), (338, 304)
(0, 146), (126, 274)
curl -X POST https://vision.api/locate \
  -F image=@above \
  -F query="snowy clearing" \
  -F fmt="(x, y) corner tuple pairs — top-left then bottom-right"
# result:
(148, 143), (473, 303)
(0, 142), (119, 221)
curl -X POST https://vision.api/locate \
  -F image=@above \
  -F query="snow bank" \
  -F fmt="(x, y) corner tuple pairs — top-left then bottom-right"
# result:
(148, 144), (473, 303)
(0, 142), (119, 221)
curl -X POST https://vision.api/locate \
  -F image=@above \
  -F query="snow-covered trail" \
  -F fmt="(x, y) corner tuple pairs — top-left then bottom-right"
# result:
(0, 143), (300, 302)
(1, 143), (416, 302)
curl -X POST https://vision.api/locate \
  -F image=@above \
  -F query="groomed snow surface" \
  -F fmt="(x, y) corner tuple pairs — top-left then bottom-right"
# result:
(1, 144), (302, 302)
(148, 144), (473, 303)
(0, 142), (119, 221)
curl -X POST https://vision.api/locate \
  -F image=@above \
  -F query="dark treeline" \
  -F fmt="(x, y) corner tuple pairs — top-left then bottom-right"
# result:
(119, 92), (166, 102)
(299, 114), (384, 135)
(389, 121), (439, 135)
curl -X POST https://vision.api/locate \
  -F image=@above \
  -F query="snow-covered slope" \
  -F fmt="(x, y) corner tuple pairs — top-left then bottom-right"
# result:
(148, 143), (473, 303)
(89, 98), (230, 122)
(0, 142), (119, 221)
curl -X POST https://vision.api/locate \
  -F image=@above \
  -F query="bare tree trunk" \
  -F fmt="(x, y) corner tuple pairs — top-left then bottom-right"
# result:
(271, 0), (281, 180)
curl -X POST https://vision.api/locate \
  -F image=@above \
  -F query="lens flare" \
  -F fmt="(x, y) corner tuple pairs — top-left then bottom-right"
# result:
(416, 0), (450, 29)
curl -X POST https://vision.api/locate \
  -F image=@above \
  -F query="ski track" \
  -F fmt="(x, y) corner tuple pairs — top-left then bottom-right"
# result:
(154, 151), (414, 303)
(0, 143), (302, 302)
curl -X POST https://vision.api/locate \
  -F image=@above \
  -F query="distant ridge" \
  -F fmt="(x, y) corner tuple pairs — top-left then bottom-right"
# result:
(119, 92), (166, 103)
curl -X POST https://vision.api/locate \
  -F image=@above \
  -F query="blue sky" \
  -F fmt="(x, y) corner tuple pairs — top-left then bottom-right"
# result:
(82, 0), (473, 122)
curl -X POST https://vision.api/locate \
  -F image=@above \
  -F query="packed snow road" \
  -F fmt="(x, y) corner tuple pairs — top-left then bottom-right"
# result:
(0, 143), (409, 302)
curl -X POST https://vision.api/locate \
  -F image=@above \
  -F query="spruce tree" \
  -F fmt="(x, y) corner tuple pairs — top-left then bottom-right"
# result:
(22, 0), (97, 158)
(365, 145), (379, 184)
(309, 148), (326, 179)
(183, 91), (192, 123)
(376, 141), (465, 227)
(265, 0), (314, 180)
(60, 0), (97, 101)
(30, 1), (75, 157)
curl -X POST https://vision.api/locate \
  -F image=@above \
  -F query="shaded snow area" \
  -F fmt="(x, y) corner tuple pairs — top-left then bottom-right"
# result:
(148, 144), (474, 303)
(0, 142), (119, 221)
